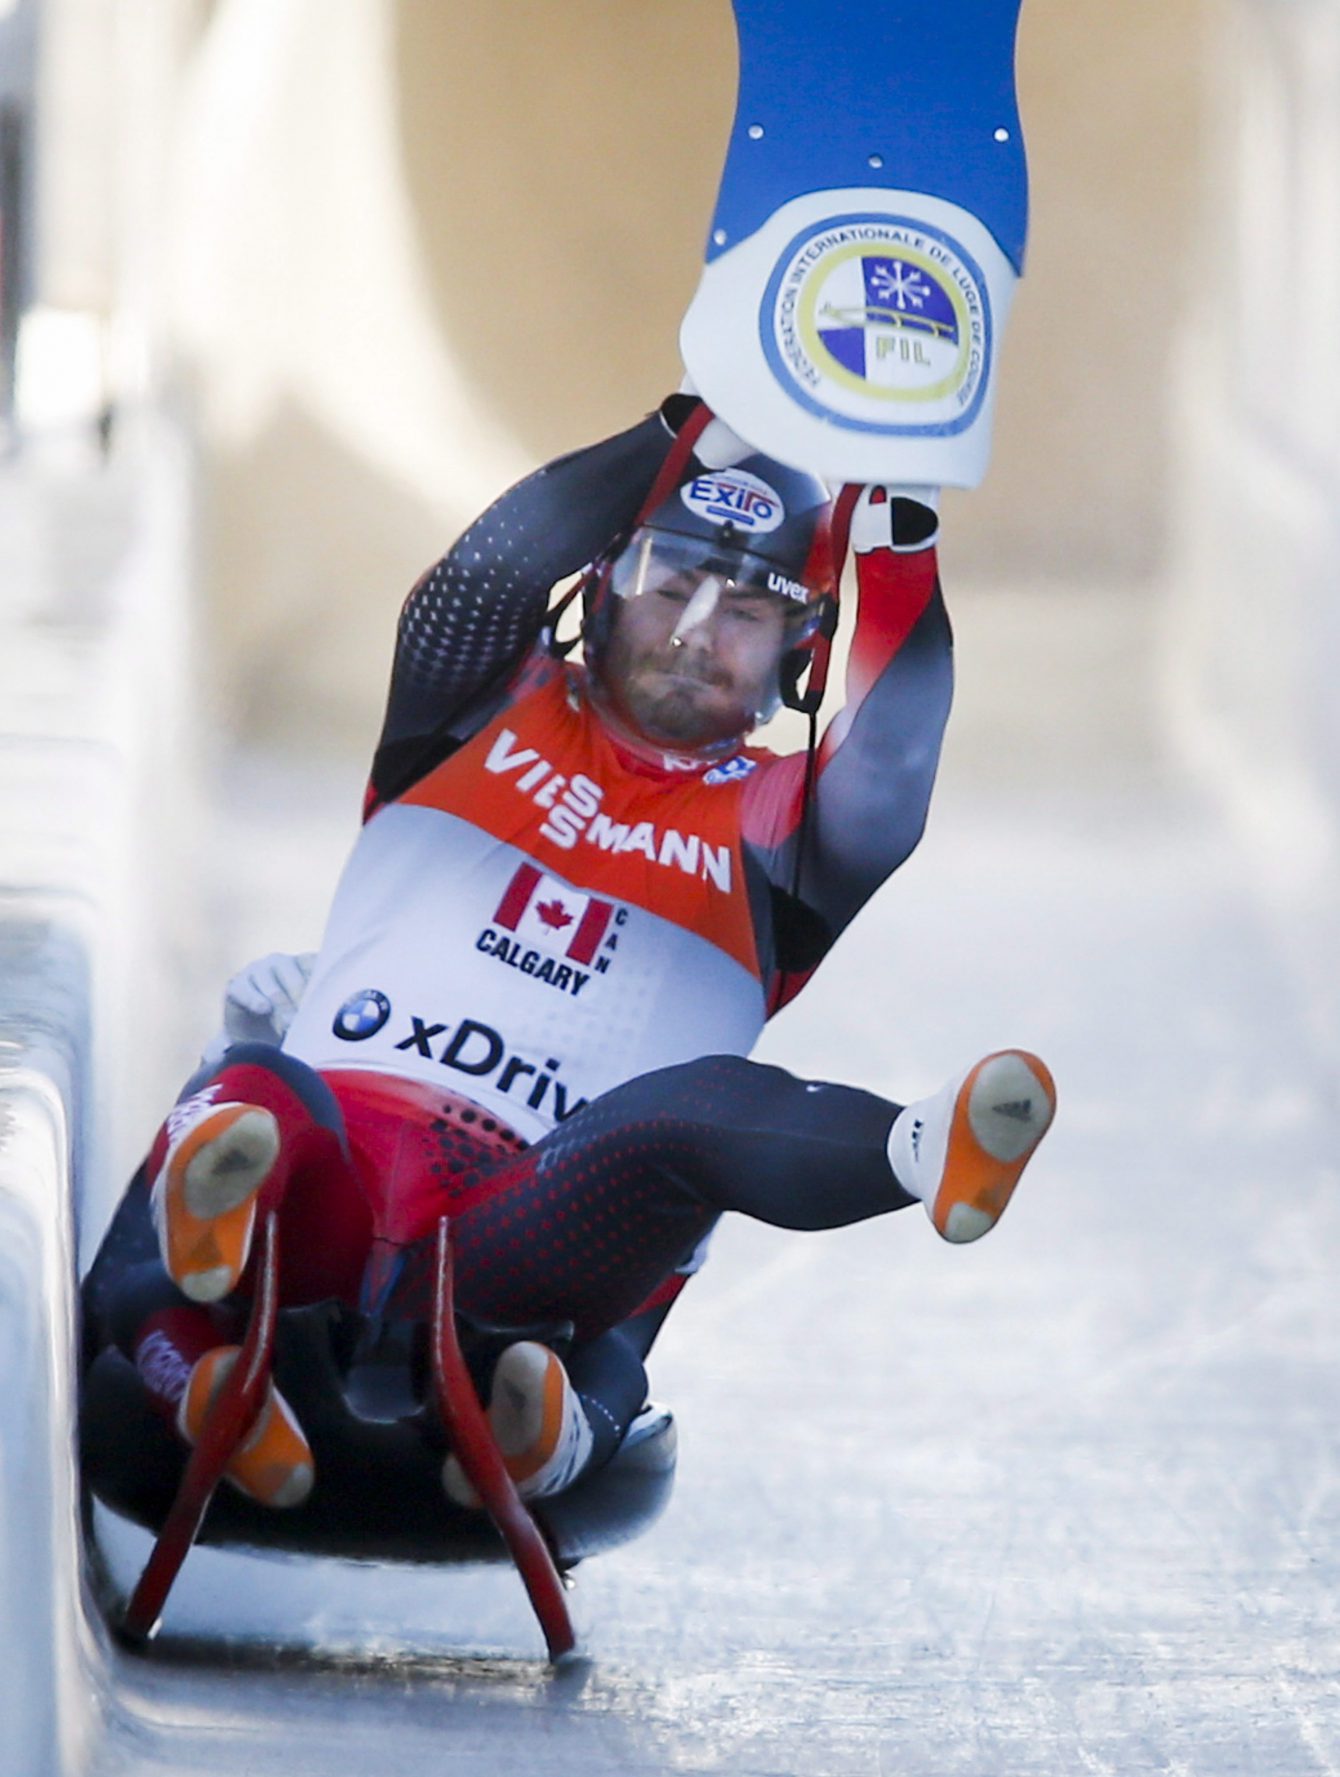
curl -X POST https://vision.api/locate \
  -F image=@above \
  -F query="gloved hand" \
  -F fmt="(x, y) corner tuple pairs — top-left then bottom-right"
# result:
(222, 951), (317, 1045)
(847, 484), (941, 554)
(668, 379), (755, 469)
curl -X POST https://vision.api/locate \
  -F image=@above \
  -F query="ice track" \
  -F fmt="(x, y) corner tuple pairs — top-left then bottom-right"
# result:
(3, 437), (1339, 1773)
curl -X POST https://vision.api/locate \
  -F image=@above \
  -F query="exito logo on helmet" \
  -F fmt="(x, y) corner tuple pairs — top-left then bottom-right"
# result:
(333, 988), (392, 1042)
(680, 470), (786, 537)
(649, 450), (832, 588)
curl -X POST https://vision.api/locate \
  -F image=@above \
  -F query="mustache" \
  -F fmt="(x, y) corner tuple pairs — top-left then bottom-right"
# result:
(651, 648), (732, 689)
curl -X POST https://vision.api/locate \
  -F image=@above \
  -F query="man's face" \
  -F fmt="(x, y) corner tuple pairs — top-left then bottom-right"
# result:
(599, 570), (792, 748)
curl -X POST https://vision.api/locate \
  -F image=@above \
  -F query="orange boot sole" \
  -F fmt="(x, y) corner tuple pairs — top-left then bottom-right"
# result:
(930, 1050), (1057, 1243)
(177, 1346), (314, 1509)
(152, 1103), (279, 1302)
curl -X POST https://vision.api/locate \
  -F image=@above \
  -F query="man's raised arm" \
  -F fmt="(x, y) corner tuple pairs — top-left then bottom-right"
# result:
(743, 489), (954, 1000)
(368, 407), (682, 807)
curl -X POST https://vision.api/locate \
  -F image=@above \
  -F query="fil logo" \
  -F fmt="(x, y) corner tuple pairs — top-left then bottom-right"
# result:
(493, 864), (613, 964)
(768, 216), (989, 431)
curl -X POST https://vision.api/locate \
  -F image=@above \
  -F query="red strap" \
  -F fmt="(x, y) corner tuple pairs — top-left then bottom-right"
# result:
(632, 400), (715, 529)
(829, 482), (859, 588)
(784, 483), (854, 715)
(546, 400), (717, 646)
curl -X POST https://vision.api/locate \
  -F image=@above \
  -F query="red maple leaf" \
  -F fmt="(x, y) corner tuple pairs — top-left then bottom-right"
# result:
(535, 897), (575, 931)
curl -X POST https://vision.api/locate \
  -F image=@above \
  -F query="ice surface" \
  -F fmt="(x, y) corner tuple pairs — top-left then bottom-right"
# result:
(79, 583), (1340, 1774)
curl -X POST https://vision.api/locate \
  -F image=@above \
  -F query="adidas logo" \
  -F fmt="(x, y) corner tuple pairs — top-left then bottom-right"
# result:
(910, 1116), (924, 1159)
(992, 1098), (1033, 1122)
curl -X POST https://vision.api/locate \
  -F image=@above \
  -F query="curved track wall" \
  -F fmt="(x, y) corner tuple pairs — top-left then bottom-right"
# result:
(1168, 0), (1340, 1069)
(0, 421), (199, 1775)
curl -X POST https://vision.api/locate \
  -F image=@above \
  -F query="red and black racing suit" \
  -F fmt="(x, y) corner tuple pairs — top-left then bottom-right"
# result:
(84, 399), (953, 1469)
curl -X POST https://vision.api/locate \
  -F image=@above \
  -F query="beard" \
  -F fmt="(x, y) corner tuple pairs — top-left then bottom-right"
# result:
(619, 654), (748, 745)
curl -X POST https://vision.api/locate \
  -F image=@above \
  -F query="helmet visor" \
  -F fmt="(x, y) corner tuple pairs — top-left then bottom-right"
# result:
(608, 528), (819, 644)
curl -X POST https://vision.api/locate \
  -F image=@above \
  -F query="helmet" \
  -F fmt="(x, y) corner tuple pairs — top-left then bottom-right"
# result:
(583, 451), (837, 742)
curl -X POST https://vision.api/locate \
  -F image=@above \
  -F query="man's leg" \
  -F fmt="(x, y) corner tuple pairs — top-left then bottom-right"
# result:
(437, 1055), (910, 1341)
(422, 1047), (1055, 1500)
(447, 1050), (1051, 1336)
(89, 1044), (374, 1507)
(146, 1044), (372, 1307)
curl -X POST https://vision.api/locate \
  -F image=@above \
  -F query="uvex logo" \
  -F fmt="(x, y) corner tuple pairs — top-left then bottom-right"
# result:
(483, 729), (733, 890)
(766, 569), (808, 604)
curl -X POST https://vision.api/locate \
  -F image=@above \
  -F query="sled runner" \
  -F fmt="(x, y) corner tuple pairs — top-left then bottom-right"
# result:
(82, 1208), (676, 1664)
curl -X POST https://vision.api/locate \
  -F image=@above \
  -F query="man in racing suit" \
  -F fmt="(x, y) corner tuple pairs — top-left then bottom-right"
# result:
(83, 396), (1056, 1511)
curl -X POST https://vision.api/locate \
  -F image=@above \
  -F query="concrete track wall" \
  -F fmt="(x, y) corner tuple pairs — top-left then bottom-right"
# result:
(1168, 0), (1340, 1066)
(0, 1067), (95, 1776)
(0, 420), (200, 1776)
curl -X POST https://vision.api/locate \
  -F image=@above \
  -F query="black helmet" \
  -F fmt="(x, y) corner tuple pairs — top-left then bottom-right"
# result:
(584, 449), (837, 733)
(636, 453), (835, 597)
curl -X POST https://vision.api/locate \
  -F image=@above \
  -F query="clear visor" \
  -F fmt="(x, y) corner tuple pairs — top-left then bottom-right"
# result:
(608, 528), (816, 646)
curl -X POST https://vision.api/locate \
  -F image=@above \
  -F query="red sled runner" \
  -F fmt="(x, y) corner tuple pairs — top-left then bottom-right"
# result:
(82, 1204), (676, 1663)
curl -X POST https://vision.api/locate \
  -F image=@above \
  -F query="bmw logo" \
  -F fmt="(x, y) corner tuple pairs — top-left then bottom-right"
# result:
(333, 989), (392, 1042)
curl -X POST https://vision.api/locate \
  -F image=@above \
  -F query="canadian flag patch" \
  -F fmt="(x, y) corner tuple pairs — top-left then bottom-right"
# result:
(492, 864), (615, 965)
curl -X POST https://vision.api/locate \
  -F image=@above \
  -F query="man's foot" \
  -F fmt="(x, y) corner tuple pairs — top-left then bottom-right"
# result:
(443, 1341), (595, 1508)
(150, 1096), (280, 1302)
(177, 1345), (315, 1508)
(888, 1050), (1057, 1243)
